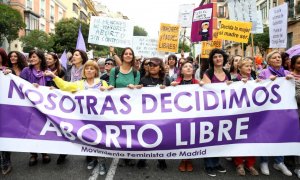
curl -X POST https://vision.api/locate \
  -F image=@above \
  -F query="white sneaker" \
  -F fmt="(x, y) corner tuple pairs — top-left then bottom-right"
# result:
(260, 162), (270, 175)
(295, 169), (300, 179)
(273, 163), (292, 176)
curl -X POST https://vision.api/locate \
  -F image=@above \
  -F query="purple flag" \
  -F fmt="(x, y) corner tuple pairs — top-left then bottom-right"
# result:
(76, 24), (86, 52)
(60, 50), (67, 69)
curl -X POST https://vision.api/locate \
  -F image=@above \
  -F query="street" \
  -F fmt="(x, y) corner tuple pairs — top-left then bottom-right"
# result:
(1, 153), (299, 180)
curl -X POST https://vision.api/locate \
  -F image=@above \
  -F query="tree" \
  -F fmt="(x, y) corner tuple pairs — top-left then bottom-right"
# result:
(178, 41), (191, 53)
(0, 4), (25, 44)
(249, 27), (270, 57)
(51, 18), (89, 53)
(134, 26), (148, 36)
(20, 30), (54, 52)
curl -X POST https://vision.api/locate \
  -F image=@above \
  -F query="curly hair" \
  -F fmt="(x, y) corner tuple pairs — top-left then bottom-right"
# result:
(208, 48), (228, 68)
(0, 48), (8, 67)
(8, 51), (28, 71)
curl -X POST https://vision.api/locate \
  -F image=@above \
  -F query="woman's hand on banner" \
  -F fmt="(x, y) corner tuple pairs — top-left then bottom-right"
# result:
(127, 84), (135, 89)
(286, 74), (294, 80)
(3, 69), (12, 75)
(32, 83), (39, 88)
(160, 85), (166, 89)
(270, 75), (277, 81)
(107, 85), (114, 91)
(199, 81), (205, 86)
(135, 85), (143, 89)
(99, 86), (106, 91)
(255, 78), (262, 83)
(226, 80), (233, 85)
(171, 81), (179, 86)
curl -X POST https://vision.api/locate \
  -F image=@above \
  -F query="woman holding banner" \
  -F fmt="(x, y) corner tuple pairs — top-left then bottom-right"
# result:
(19, 49), (52, 166)
(138, 57), (170, 170)
(171, 61), (199, 172)
(231, 58), (259, 176)
(258, 50), (293, 176)
(108, 47), (140, 167)
(201, 48), (229, 177)
(229, 55), (241, 79)
(45, 60), (108, 175)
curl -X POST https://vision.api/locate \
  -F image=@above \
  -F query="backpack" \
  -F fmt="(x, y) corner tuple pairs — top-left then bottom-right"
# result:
(114, 67), (138, 87)
(205, 68), (231, 81)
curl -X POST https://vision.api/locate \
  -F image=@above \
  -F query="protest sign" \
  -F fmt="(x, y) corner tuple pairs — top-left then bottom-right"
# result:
(252, 11), (264, 34)
(1, 72), (300, 159)
(201, 40), (222, 58)
(88, 16), (134, 48)
(178, 4), (194, 28)
(218, 20), (252, 43)
(157, 23), (180, 53)
(228, 0), (257, 22)
(191, 3), (213, 42)
(132, 36), (164, 58)
(269, 3), (288, 48)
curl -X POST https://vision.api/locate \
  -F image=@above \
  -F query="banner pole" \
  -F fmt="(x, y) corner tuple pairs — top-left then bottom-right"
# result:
(241, 43), (244, 59)
(251, 33), (257, 70)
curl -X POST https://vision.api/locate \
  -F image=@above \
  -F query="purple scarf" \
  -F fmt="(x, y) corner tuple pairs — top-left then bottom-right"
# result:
(268, 66), (286, 77)
(29, 68), (46, 85)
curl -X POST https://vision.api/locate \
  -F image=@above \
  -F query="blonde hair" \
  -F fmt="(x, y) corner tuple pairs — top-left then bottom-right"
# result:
(266, 50), (281, 63)
(237, 58), (252, 70)
(82, 60), (100, 79)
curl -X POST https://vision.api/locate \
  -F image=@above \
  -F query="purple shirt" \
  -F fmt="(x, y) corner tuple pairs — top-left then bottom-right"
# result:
(20, 67), (52, 86)
(258, 68), (290, 79)
(211, 74), (228, 83)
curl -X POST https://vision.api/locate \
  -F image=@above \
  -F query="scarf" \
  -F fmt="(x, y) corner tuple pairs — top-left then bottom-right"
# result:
(30, 67), (46, 85)
(83, 79), (102, 90)
(268, 66), (286, 77)
(236, 74), (252, 81)
(71, 65), (83, 82)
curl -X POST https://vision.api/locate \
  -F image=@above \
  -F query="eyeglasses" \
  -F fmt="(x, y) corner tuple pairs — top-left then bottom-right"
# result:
(144, 63), (149, 66)
(105, 62), (113, 65)
(149, 63), (159, 67)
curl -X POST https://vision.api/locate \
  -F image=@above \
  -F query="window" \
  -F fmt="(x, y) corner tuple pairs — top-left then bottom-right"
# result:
(285, 0), (295, 18)
(73, 3), (79, 14)
(80, 11), (88, 22)
(26, 0), (33, 10)
(40, 0), (45, 17)
(50, 4), (54, 22)
(287, 32), (293, 49)
(218, 6), (225, 18)
(40, 23), (45, 31)
(235, 49), (238, 55)
(79, 0), (87, 11)
(260, 2), (267, 20)
(58, 8), (63, 21)
(24, 11), (39, 35)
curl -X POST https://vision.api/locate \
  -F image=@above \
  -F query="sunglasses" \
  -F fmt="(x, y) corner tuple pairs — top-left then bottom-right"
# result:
(105, 62), (113, 65)
(149, 63), (159, 67)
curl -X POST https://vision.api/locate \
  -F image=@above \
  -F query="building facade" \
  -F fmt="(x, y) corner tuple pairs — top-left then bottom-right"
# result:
(64, 0), (98, 23)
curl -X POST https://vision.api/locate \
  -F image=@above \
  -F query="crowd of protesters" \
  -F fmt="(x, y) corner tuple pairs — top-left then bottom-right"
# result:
(0, 46), (300, 178)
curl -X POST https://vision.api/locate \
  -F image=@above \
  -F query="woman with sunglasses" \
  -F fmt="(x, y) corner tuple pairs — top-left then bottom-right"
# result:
(137, 57), (170, 170)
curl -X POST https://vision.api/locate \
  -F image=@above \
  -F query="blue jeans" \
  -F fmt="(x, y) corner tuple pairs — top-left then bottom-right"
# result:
(204, 157), (219, 168)
(260, 156), (284, 164)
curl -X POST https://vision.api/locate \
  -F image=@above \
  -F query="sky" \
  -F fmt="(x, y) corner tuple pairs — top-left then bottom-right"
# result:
(97, 0), (201, 38)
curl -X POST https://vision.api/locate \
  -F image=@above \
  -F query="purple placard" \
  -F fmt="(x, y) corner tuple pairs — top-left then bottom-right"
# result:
(191, 3), (214, 42)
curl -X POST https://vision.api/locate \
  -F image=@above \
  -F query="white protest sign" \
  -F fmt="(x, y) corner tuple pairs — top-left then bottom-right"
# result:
(252, 11), (264, 34)
(269, 3), (288, 48)
(88, 16), (134, 48)
(193, 8), (212, 21)
(194, 43), (202, 58)
(132, 36), (164, 58)
(228, 0), (257, 22)
(178, 4), (195, 28)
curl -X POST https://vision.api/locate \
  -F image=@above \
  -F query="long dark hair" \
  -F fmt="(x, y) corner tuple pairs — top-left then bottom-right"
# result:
(140, 58), (150, 78)
(230, 55), (241, 73)
(29, 49), (47, 71)
(48, 52), (62, 76)
(145, 57), (165, 81)
(8, 51), (28, 71)
(0, 48), (8, 67)
(120, 47), (135, 68)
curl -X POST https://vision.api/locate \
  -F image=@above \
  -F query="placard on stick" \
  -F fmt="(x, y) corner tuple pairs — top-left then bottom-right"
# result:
(218, 20), (252, 43)
(157, 23), (180, 53)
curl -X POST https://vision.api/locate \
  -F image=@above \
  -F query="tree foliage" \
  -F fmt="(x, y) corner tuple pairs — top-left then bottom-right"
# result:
(0, 4), (25, 44)
(134, 26), (148, 36)
(20, 30), (54, 52)
(249, 27), (270, 57)
(178, 41), (191, 53)
(51, 18), (89, 53)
